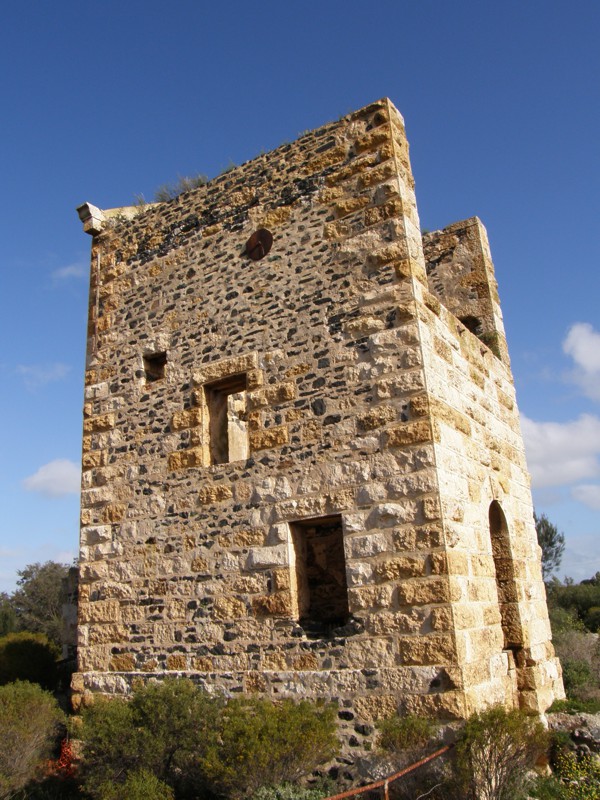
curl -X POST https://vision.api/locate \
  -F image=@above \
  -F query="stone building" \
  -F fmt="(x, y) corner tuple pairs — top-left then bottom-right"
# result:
(73, 98), (563, 743)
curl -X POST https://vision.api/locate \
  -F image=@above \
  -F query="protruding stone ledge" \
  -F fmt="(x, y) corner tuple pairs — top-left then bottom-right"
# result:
(77, 202), (105, 235)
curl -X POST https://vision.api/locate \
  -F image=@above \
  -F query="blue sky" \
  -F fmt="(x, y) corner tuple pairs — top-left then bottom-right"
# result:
(1, 1), (599, 592)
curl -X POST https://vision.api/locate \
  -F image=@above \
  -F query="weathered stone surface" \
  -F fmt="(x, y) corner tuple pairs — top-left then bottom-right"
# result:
(83, 413), (115, 434)
(357, 405), (397, 431)
(249, 426), (289, 452)
(212, 596), (247, 620)
(73, 97), (562, 749)
(109, 654), (135, 672)
(385, 421), (432, 447)
(166, 654), (187, 671)
(168, 448), (203, 471)
(375, 556), (427, 581)
(198, 484), (233, 504)
(171, 407), (202, 431)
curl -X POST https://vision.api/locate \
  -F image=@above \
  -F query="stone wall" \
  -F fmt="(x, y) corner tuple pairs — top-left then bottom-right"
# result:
(73, 98), (563, 748)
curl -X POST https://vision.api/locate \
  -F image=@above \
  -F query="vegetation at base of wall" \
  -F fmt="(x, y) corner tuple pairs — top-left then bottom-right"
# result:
(97, 768), (175, 800)
(0, 632), (60, 690)
(201, 697), (338, 799)
(376, 713), (437, 753)
(530, 733), (600, 800)
(78, 677), (223, 798)
(5, 682), (598, 800)
(78, 678), (338, 800)
(370, 706), (558, 800)
(0, 681), (64, 800)
(454, 705), (549, 800)
(249, 783), (333, 800)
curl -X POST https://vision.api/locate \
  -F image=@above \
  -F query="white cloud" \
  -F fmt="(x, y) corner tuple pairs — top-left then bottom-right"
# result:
(23, 459), (81, 497)
(17, 362), (70, 389)
(52, 261), (87, 280)
(572, 484), (600, 511)
(521, 413), (600, 488)
(563, 322), (600, 402)
(559, 531), (600, 583)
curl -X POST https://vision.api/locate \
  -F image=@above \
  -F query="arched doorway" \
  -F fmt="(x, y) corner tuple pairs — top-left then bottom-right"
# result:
(489, 501), (524, 653)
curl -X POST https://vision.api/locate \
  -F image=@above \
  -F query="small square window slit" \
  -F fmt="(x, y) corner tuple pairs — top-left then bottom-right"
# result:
(143, 352), (167, 382)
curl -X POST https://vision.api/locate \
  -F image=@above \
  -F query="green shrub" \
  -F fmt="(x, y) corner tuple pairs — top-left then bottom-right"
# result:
(97, 768), (175, 800)
(0, 632), (60, 689)
(584, 606), (600, 632)
(376, 713), (436, 753)
(548, 696), (600, 714)
(530, 775), (569, 799)
(79, 680), (338, 799)
(562, 659), (594, 696)
(548, 599), (587, 638)
(201, 697), (338, 799)
(549, 609), (600, 703)
(547, 575), (600, 631)
(455, 705), (549, 800)
(531, 748), (600, 800)
(0, 681), (64, 800)
(553, 748), (600, 799)
(79, 678), (222, 798)
(549, 605), (588, 636)
(250, 783), (331, 800)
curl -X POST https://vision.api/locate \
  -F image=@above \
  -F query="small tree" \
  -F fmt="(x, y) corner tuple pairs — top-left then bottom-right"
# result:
(11, 561), (69, 647)
(455, 706), (549, 800)
(535, 513), (565, 581)
(0, 594), (16, 637)
(0, 680), (64, 799)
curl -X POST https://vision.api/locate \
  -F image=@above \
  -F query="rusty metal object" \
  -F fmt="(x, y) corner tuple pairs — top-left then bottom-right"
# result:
(322, 745), (453, 800)
(244, 228), (273, 260)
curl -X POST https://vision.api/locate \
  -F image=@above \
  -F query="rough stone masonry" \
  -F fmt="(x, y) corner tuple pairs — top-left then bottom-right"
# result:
(73, 98), (564, 750)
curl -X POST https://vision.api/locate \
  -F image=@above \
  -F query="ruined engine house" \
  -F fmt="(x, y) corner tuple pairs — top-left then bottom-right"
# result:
(73, 99), (563, 745)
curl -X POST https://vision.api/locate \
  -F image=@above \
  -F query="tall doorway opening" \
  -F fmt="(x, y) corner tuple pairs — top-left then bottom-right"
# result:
(290, 515), (349, 633)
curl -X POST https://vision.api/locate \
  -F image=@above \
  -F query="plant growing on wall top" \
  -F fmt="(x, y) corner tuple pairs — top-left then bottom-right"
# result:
(154, 174), (209, 202)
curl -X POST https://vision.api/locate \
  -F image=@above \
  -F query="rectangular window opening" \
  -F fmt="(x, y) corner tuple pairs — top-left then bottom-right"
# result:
(290, 515), (349, 633)
(143, 352), (167, 382)
(204, 373), (248, 464)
